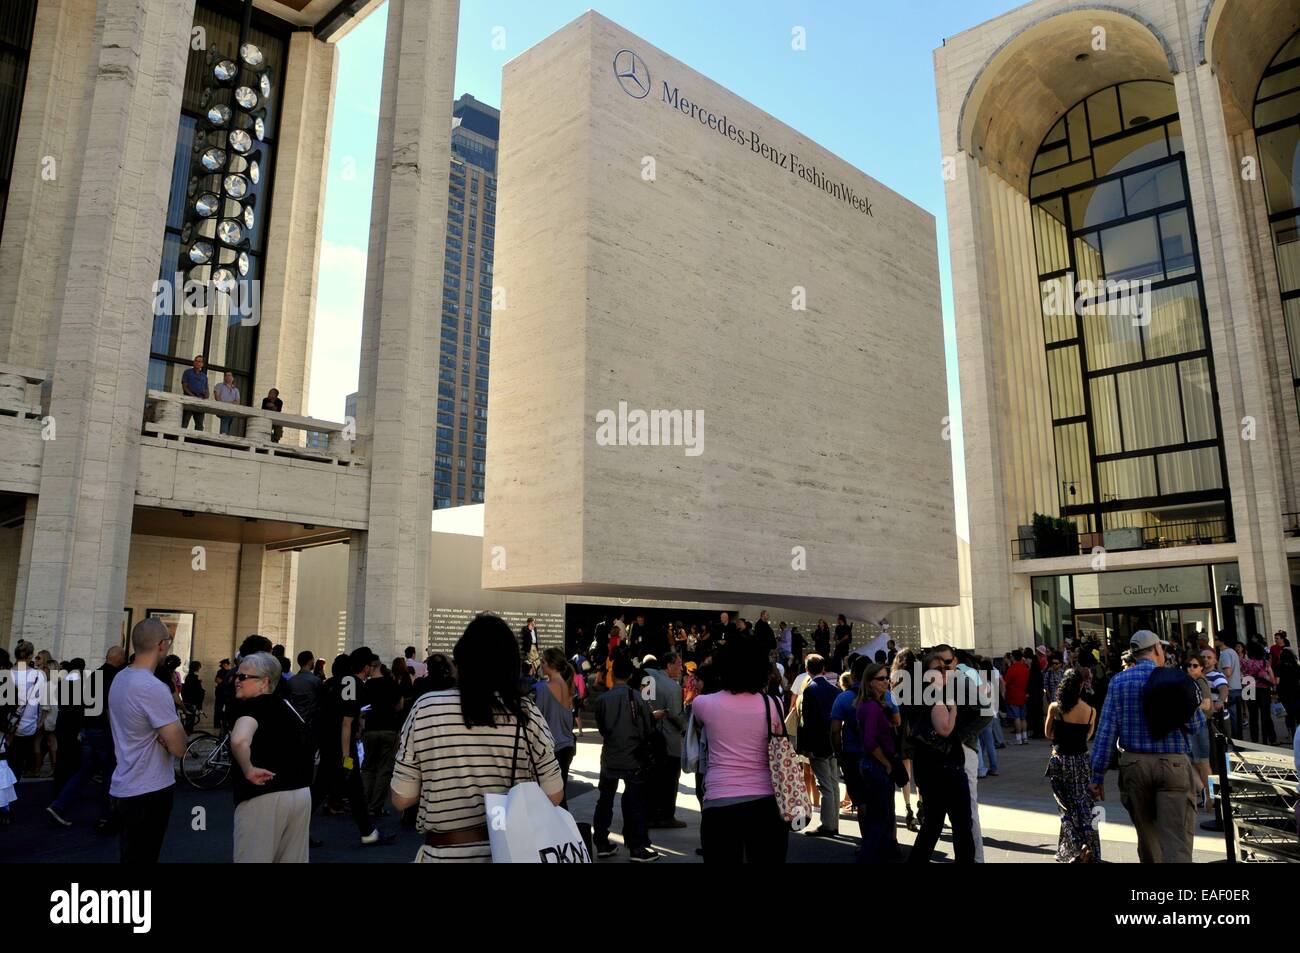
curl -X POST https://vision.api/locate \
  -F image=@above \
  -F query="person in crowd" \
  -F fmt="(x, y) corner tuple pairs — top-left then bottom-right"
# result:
(261, 387), (284, 442)
(830, 655), (871, 815)
(813, 619), (832, 662)
(520, 617), (540, 676)
(950, 647), (991, 861)
(1276, 649), (1299, 739)
(1242, 642), (1278, 745)
(389, 614), (563, 862)
(108, 619), (187, 863)
(891, 648), (921, 831)
(360, 653), (402, 818)
(1270, 631), (1289, 675)
(213, 369), (240, 435)
(645, 652), (687, 828)
(229, 651), (313, 862)
(326, 649), (393, 846)
(213, 659), (232, 730)
(46, 646), (125, 831)
(289, 651), (323, 729)
(791, 624), (806, 669)
(1089, 631), (1205, 863)
(1185, 655), (1215, 811)
(833, 615), (853, 672)
(694, 620), (713, 663)
(978, 656), (1000, 777)
(1004, 649), (1030, 744)
(32, 649), (58, 778)
(50, 659), (85, 800)
(404, 646), (426, 681)
(412, 654), (455, 698)
(592, 654), (660, 861)
(691, 638), (789, 863)
(7, 640), (46, 778)
(856, 662), (899, 862)
(673, 625), (689, 661)
(754, 610), (776, 656)
(534, 648), (577, 810)
(906, 652), (974, 863)
(1043, 653), (1065, 714)
(1026, 646), (1046, 739)
(1216, 635), (1243, 739)
(180, 660), (204, 733)
(180, 354), (209, 430)
(1044, 668), (1099, 862)
(777, 621), (793, 664)
(798, 655), (841, 837)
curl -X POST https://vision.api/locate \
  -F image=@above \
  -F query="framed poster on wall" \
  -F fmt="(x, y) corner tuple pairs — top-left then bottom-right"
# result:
(146, 609), (195, 668)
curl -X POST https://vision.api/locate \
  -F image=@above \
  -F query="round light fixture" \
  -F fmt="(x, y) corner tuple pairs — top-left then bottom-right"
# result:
(254, 117), (266, 141)
(207, 104), (231, 127)
(228, 129), (252, 154)
(249, 159), (261, 184)
(211, 268), (236, 293)
(200, 147), (226, 172)
(214, 59), (238, 83)
(259, 73), (272, 98)
(237, 252), (251, 276)
(187, 241), (214, 265)
(240, 44), (264, 67)
(223, 174), (248, 198)
(195, 192), (221, 217)
(235, 86), (258, 110)
(242, 205), (255, 229)
(217, 219), (243, 245)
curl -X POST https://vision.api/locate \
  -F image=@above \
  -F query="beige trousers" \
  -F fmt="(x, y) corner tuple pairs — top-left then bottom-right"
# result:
(1117, 751), (1196, 863)
(233, 787), (312, 863)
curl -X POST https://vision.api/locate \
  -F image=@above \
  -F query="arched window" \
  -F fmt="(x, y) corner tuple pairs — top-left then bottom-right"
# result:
(1030, 82), (1231, 546)
(1254, 30), (1300, 420)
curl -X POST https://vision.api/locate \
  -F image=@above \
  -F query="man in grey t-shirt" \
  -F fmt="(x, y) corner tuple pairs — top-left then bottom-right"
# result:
(109, 618), (187, 863)
(1216, 637), (1243, 739)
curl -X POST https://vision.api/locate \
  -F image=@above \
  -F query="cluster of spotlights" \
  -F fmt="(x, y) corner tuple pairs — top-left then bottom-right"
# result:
(181, 44), (272, 293)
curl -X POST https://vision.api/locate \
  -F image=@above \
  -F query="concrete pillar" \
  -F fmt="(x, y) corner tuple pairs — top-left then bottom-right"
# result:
(254, 32), (339, 418)
(235, 544), (298, 653)
(351, 0), (459, 661)
(0, 0), (97, 370)
(1175, 65), (1296, 640)
(15, 0), (196, 661)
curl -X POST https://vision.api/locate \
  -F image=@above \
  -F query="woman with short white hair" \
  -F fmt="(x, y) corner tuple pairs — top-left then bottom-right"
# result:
(230, 651), (313, 862)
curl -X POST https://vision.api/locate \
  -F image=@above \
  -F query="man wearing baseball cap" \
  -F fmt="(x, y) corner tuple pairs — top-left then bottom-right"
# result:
(1087, 630), (1205, 862)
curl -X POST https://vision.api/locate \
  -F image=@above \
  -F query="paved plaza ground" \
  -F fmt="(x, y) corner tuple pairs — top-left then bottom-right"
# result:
(4, 729), (1236, 863)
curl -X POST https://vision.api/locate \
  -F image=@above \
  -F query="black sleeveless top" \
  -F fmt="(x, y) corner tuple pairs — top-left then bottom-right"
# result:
(1053, 707), (1094, 756)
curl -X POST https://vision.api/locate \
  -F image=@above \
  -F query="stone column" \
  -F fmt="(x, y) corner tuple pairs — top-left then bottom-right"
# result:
(1174, 65), (1295, 640)
(235, 544), (298, 652)
(254, 32), (339, 419)
(15, 0), (196, 661)
(350, 0), (459, 661)
(0, 0), (98, 370)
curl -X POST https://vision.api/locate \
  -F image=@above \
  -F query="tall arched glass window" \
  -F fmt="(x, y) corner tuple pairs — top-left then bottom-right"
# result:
(1030, 81), (1232, 546)
(1254, 30), (1300, 420)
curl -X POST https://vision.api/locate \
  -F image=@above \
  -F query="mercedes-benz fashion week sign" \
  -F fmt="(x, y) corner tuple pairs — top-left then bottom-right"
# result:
(483, 12), (954, 617)
(613, 48), (874, 216)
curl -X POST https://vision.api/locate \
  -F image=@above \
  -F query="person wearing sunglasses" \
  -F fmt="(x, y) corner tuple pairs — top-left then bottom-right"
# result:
(230, 651), (314, 862)
(1184, 655), (1214, 811)
(854, 663), (899, 862)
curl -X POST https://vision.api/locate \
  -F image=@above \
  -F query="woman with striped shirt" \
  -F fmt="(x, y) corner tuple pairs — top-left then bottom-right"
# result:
(390, 614), (564, 862)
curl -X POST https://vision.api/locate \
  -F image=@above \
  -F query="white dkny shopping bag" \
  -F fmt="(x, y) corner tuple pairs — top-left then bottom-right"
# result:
(483, 718), (591, 863)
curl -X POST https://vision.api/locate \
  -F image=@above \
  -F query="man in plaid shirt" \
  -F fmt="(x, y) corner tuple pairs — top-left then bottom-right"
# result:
(1042, 654), (1065, 709)
(1088, 631), (1205, 862)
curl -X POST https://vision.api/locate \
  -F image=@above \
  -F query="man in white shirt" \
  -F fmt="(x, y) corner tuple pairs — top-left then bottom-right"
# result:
(213, 370), (240, 435)
(6, 640), (47, 777)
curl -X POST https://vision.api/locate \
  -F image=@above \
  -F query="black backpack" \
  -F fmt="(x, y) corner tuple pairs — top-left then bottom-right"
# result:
(1141, 666), (1201, 739)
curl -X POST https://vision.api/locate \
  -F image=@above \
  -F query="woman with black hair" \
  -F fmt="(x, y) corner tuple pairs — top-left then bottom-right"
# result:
(1043, 667), (1099, 862)
(389, 613), (563, 862)
(833, 615), (853, 673)
(905, 654), (973, 863)
(690, 638), (789, 863)
(1241, 641), (1278, 745)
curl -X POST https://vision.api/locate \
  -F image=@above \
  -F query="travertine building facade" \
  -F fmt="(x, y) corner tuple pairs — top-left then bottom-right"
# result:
(936, 0), (1300, 655)
(0, 0), (456, 669)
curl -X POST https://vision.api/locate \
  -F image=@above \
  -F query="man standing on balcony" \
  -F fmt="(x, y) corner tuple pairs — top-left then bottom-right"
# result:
(180, 354), (208, 431)
(213, 370), (240, 436)
(261, 387), (284, 443)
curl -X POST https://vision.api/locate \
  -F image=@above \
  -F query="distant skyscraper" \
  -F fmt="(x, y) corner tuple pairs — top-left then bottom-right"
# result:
(435, 94), (498, 508)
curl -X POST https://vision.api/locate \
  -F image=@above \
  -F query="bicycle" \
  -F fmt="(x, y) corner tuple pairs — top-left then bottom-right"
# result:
(182, 730), (233, 789)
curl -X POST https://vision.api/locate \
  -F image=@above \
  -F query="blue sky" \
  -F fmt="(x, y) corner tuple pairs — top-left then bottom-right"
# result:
(309, 0), (1029, 538)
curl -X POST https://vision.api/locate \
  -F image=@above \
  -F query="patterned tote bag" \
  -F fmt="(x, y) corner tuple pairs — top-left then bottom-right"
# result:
(762, 693), (811, 825)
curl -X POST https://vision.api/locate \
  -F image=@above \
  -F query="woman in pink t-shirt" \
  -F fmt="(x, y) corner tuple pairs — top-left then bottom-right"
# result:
(690, 639), (788, 862)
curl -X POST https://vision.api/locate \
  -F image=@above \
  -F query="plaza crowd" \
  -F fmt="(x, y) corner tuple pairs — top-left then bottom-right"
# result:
(2, 610), (1296, 864)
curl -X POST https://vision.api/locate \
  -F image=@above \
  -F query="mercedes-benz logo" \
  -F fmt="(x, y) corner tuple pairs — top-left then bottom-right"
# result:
(613, 49), (650, 99)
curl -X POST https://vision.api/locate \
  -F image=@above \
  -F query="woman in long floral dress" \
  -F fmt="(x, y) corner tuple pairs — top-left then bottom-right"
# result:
(1044, 668), (1100, 862)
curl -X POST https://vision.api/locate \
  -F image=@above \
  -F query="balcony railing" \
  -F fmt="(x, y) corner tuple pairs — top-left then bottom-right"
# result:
(1284, 512), (1300, 537)
(1012, 516), (1231, 559)
(142, 390), (358, 467)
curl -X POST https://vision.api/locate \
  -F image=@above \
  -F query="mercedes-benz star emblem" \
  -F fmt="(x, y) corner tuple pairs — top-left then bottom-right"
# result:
(613, 49), (650, 99)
